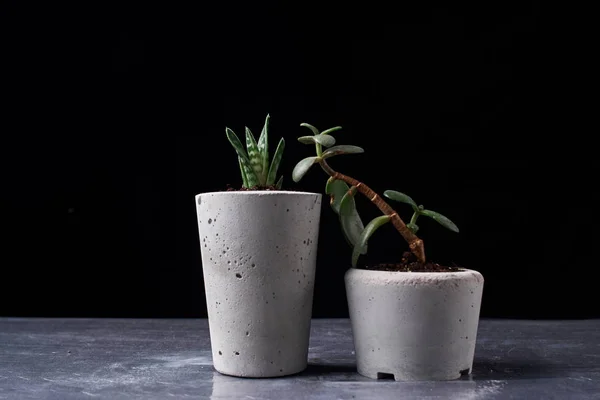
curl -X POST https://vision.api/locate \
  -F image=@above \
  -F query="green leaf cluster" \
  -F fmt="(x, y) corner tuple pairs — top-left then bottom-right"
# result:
(294, 123), (377, 267)
(225, 114), (285, 189)
(384, 191), (459, 234)
(292, 122), (460, 268)
(292, 124), (364, 183)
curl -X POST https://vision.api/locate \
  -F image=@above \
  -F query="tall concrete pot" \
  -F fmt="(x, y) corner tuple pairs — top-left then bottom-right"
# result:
(345, 268), (484, 381)
(195, 191), (322, 378)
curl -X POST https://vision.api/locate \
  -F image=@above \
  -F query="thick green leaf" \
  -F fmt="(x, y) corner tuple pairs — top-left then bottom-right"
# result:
(351, 215), (391, 268)
(325, 178), (349, 214)
(275, 175), (284, 190)
(322, 145), (364, 159)
(241, 158), (259, 187)
(325, 176), (338, 194)
(321, 126), (342, 136)
(313, 134), (336, 147)
(267, 138), (285, 185)
(238, 156), (249, 188)
(384, 190), (418, 211)
(300, 123), (320, 136)
(227, 127), (259, 186)
(420, 209), (459, 233)
(298, 135), (335, 147)
(339, 187), (366, 254)
(298, 136), (316, 145)
(245, 127), (264, 184)
(292, 156), (318, 182)
(257, 114), (270, 182)
(225, 127), (250, 163)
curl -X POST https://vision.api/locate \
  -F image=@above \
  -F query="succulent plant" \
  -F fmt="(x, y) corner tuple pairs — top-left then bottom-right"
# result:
(383, 191), (459, 235)
(225, 114), (285, 189)
(293, 123), (459, 267)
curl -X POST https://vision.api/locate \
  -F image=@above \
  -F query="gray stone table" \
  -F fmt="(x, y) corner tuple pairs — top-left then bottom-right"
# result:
(1, 318), (599, 399)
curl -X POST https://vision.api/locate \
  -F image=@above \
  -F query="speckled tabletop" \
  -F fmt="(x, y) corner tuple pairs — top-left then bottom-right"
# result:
(1, 318), (598, 399)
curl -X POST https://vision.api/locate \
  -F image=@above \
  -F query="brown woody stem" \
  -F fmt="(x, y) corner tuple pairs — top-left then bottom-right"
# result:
(319, 159), (426, 263)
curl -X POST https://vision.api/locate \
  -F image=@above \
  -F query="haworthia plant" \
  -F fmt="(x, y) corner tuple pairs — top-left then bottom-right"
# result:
(226, 114), (285, 189)
(293, 122), (459, 267)
(245, 127), (263, 179)
(257, 114), (270, 183)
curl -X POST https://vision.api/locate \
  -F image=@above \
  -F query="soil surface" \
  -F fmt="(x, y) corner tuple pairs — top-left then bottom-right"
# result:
(225, 184), (281, 191)
(363, 251), (461, 272)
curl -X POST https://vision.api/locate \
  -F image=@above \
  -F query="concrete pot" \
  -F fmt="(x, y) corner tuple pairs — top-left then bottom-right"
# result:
(345, 268), (484, 381)
(195, 191), (322, 378)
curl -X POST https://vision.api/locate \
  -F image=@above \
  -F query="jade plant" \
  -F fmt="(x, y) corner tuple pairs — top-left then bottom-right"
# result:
(225, 114), (285, 189)
(292, 123), (458, 267)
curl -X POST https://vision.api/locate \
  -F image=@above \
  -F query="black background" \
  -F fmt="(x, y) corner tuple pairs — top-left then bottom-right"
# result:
(2, 2), (596, 319)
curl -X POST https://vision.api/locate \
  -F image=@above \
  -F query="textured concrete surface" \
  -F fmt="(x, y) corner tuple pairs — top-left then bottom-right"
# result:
(196, 191), (322, 377)
(345, 268), (484, 380)
(1, 318), (599, 399)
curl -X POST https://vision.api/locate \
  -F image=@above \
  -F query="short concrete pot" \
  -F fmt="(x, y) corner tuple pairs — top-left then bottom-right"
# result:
(195, 191), (322, 378)
(345, 268), (484, 381)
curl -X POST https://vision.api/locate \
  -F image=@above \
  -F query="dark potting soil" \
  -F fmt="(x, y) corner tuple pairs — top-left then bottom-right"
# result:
(363, 251), (462, 273)
(225, 184), (280, 191)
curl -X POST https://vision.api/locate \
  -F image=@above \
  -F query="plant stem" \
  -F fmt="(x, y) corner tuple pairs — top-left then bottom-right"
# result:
(319, 159), (426, 263)
(315, 143), (323, 157)
(410, 211), (420, 227)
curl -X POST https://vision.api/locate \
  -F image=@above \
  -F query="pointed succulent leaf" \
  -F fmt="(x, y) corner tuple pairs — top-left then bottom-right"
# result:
(275, 175), (284, 190)
(313, 134), (336, 147)
(325, 178), (349, 214)
(384, 190), (418, 211)
(267, 138), (285, 185)
(257, 114), (270, 182)
(227, 127), (258, 186)
(339, 187), (367, 254)
(322, 145), (364, 159)
(292, 156), (318, 182)
(351, 215), (391, 268)
(420, 209), (459, 233)
(298, 136), (316, 145)
(241, 158), (260, 187)
(321, 126), (342, 136)
(238, 156), (249, 188)
(300, 123), (320, 136)
(245, 127), (264, 184)
(225, 128), (250, 163)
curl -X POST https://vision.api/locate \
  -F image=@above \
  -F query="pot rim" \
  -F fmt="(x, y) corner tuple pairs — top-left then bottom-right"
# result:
(345, 267), (482, 280)
(196, 190), (322, 198)
(347, 268), (479, 276)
